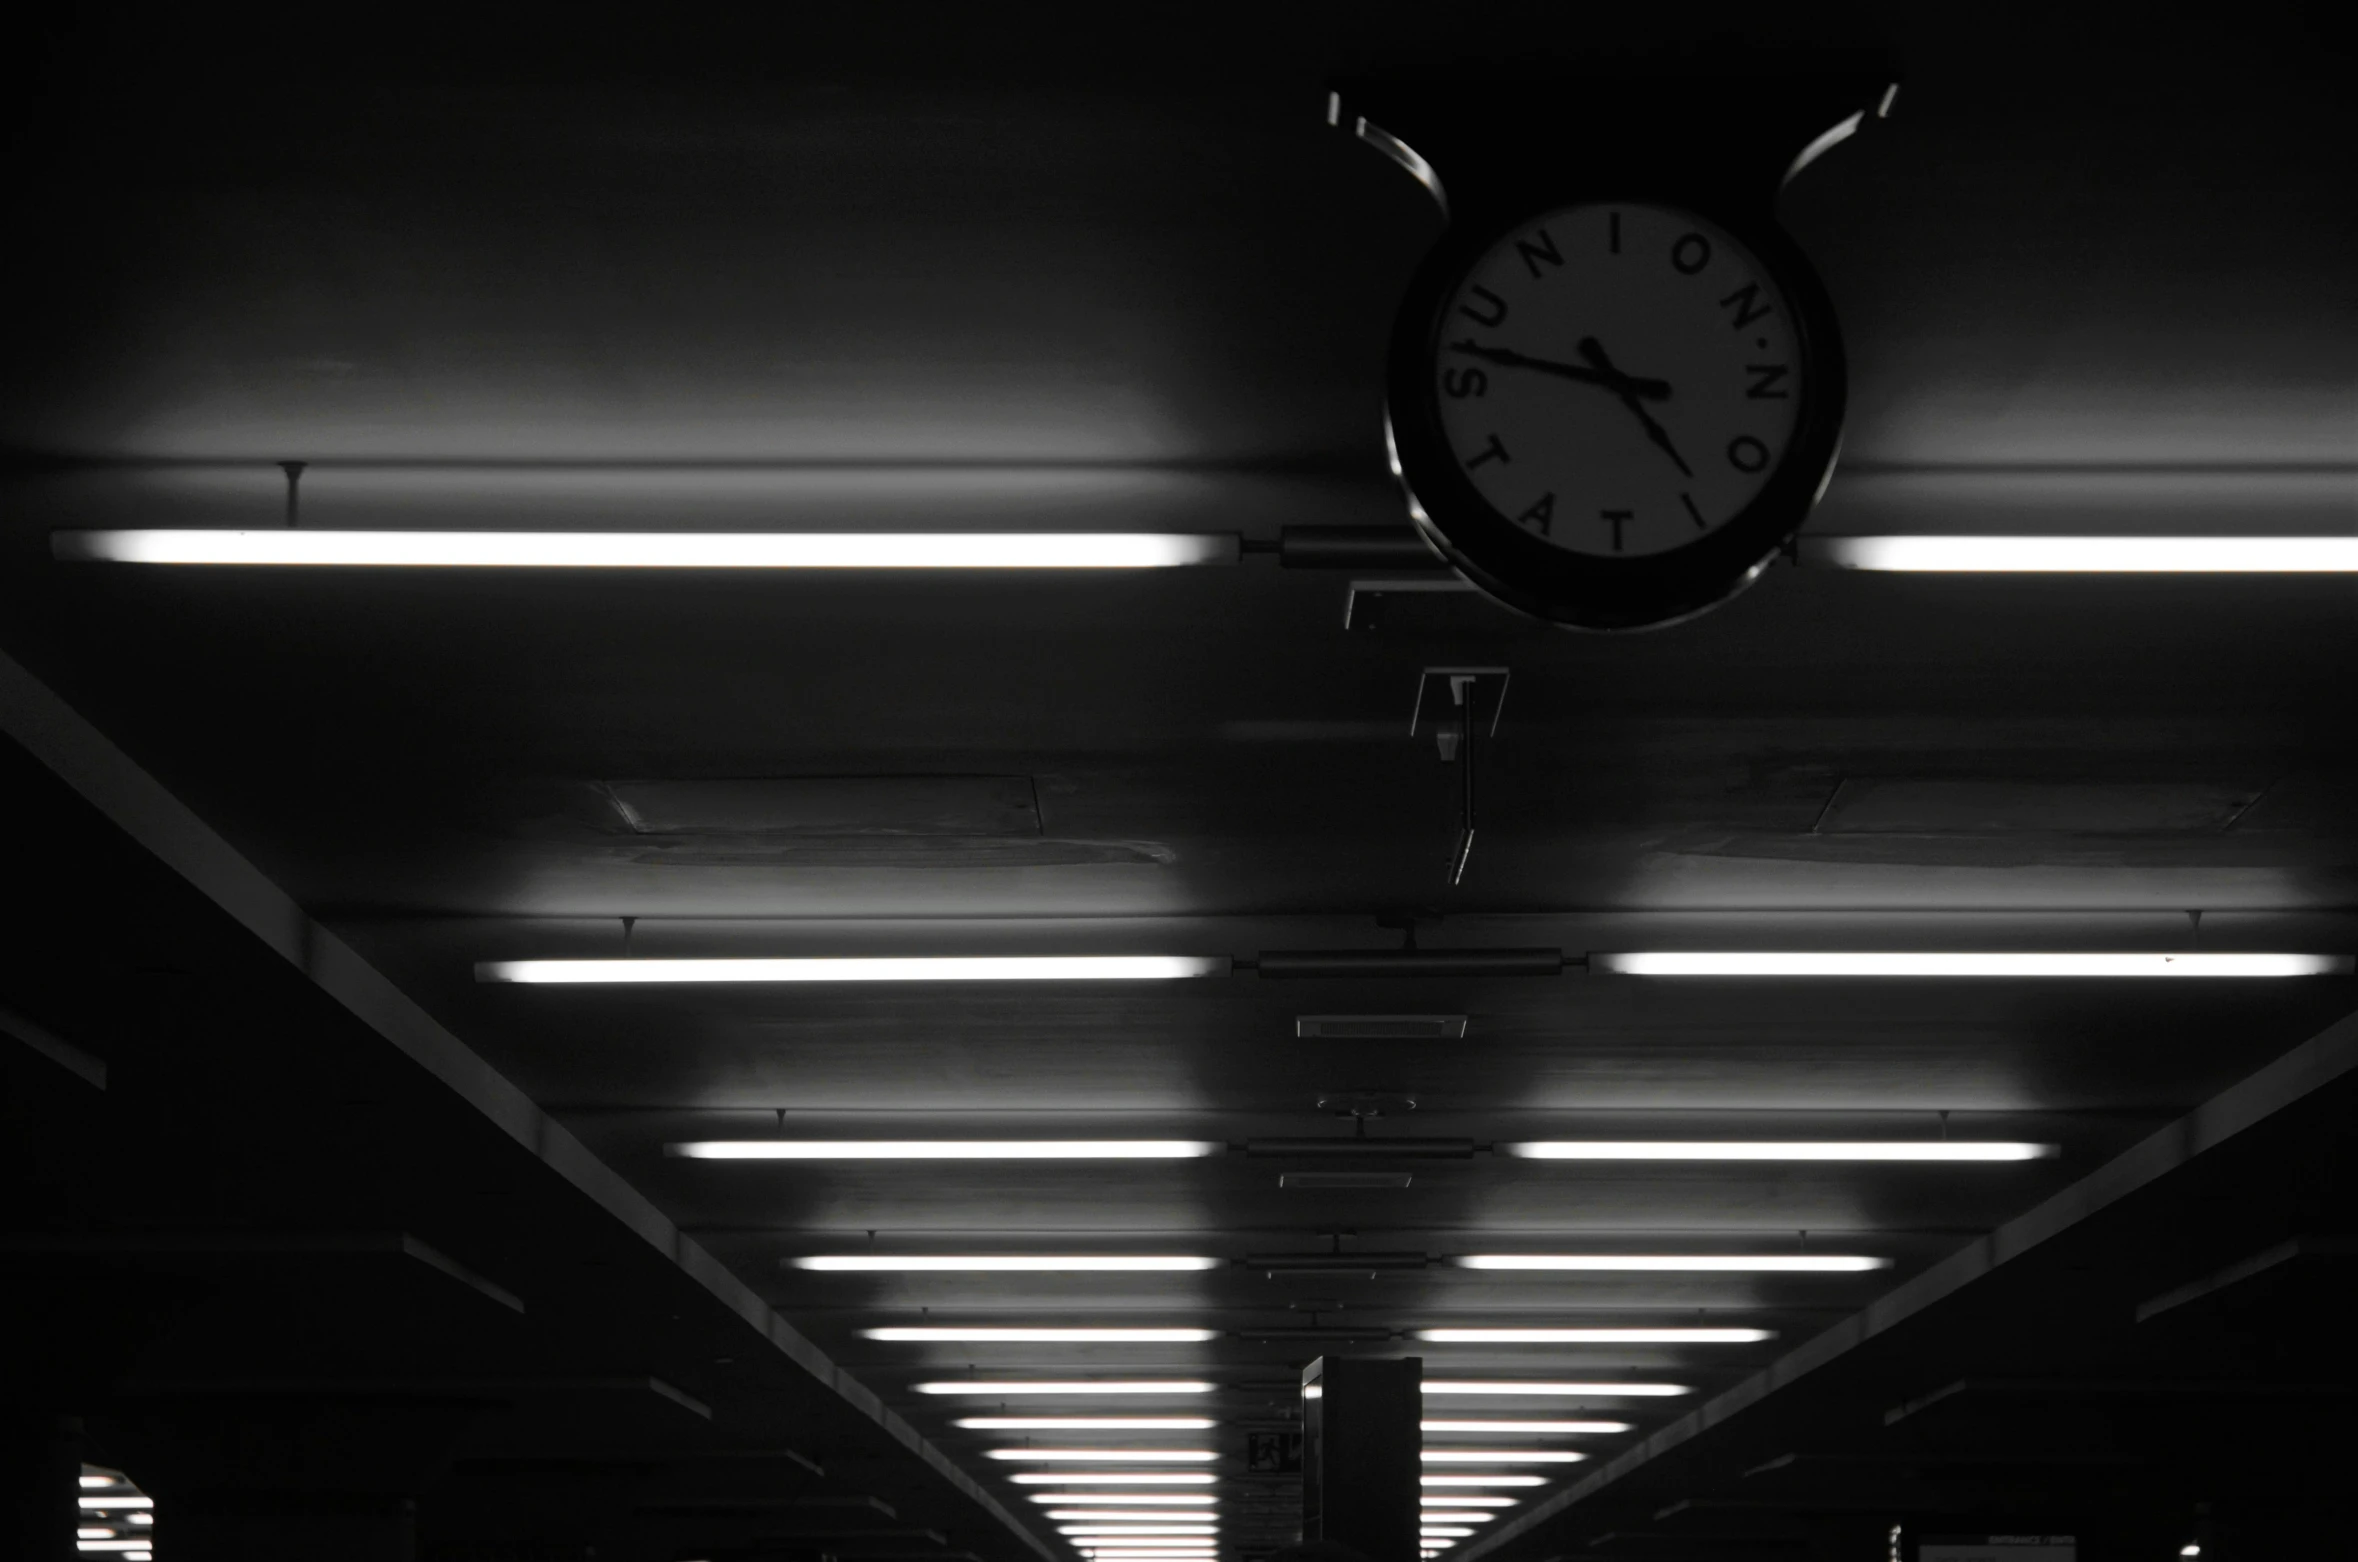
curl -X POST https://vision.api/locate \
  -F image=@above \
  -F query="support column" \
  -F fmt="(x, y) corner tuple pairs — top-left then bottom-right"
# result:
(1302, 1356), (1421, 1562)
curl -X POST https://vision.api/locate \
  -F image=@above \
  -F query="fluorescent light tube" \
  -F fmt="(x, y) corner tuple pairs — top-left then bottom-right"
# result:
(956, 1418), (1214, 1430)
(1422, 1450), (1588, 1464)
(1422, 1420), (1631, 1434)
(985, 1449), (1217, 1462)
(801, 1255), (1219, 1271)
(1422, 1515), (1496, 1525)
(1009, 1474), (1215, 1485)
(1059, 1526), (1219, 1536)
(54, 530), (1242, 569)
(1417, 1328), (1772, 1343)
(1457, 1254), (1888, 1272)
(868, 1328), (1215, 1343)
(1420, 1497), (1518, 1507)
(1802, 535), (2358, 573)
(1031, 1494), (1217, 1505)
(918, 1380), (1216, 1395)
(1423, 1528), (1477, 1537)
(684, 1142), (1220, 1161)
(483, 955), (1225, 983)
(1423, 1381), (1689, 1397)
(1593, 950), (2349, 978)
(1505, 1142), (2052, 1163)
(75, 1499), (154, 1510)
(1422, 1476), (1546, 1487)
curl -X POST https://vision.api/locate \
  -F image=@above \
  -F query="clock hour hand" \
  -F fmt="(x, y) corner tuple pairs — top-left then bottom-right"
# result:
(1578, 336), (1693, 478)
(1447, 340), (1671, 402)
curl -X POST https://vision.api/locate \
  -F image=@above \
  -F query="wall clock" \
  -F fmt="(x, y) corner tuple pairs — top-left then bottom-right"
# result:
(1337, 71), (1893, 630)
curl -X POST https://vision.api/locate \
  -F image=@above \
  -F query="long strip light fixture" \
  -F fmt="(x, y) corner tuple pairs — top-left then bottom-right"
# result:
(799, 1255), (1219, 1271)
(690, 1138), (2043, 1163)
(1422, 1475), (1546, 1487)
(868, 1327), (1215, 1343)
(1423, 1381), (1689, 1397)
(1422, 1419), (1631, 1433)
(1506, 1142), (2052, 1162)
(1800, 535), (2358, 572)
(919, 1380), (1215, 1395)
(1009, 1474), (1216, 1485)
(984, 1449), (1216, 1462)
(1421, 1450), (1588, 1464)
(1456, 1254), (1887, 1272)
(1417, 1327), (1773, 1344)
(1593, 951), (2351, 978)
(54, 530), (1242, 569)
(1031, 1494), (1218, 1505)
(956, 1418), (1214, 1431)
(482, 955), (1224, 983)
(680, 1142), (1218, 1161)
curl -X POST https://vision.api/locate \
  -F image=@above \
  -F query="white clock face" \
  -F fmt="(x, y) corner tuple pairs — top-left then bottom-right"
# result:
(1431, 202), (1803, 559)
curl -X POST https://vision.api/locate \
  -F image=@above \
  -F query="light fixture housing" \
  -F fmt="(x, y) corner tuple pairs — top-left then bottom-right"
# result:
(1590, 950), (2351, 978)
(484, 955), (1226, 984)
(1417, 1328), (1772, 1344)
(917, 1380), (1216, 1396)
(1798, 535), (2358, 572)
(799, 1255), (1219, 1271)
(868, 1327), (1214, 1343)
(1456, 1253), (1887, 1272)
(53, 529), (1243, 570)
(682, 1142), (1220, 1161)
(1504, 1142), (2053, 1163)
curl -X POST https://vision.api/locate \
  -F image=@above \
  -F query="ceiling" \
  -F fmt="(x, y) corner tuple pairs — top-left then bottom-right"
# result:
(3, 7), (2354, 1561)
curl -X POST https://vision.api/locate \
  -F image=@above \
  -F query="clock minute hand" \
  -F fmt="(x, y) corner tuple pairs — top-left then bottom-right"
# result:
(1577, 336), (1693, 478)
(1447, 340), (1671, 402)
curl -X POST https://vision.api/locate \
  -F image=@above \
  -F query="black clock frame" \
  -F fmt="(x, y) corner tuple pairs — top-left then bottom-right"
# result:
(1385, 196), (1848, 631)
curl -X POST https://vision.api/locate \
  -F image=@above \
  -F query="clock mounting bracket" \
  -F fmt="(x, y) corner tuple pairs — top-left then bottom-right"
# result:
(1329, 63), (1898, 227)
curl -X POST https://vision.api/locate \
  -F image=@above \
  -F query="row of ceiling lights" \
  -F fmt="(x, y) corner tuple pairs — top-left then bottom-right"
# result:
(55, 528), (2358, 572)
(480, 952), (2350, 982)
(494, 948), (2341, 1552)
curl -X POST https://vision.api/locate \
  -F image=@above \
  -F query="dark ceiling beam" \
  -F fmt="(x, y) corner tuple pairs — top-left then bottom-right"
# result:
(0, 645), (1055, 1562)
(1465, 996), (2358, 1558)
(114, 1375), (713, 1418)
(0, 1229), (524, 1312)
(0, 998), (105, 1088)
(2133, 1233), (2358, 1322)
